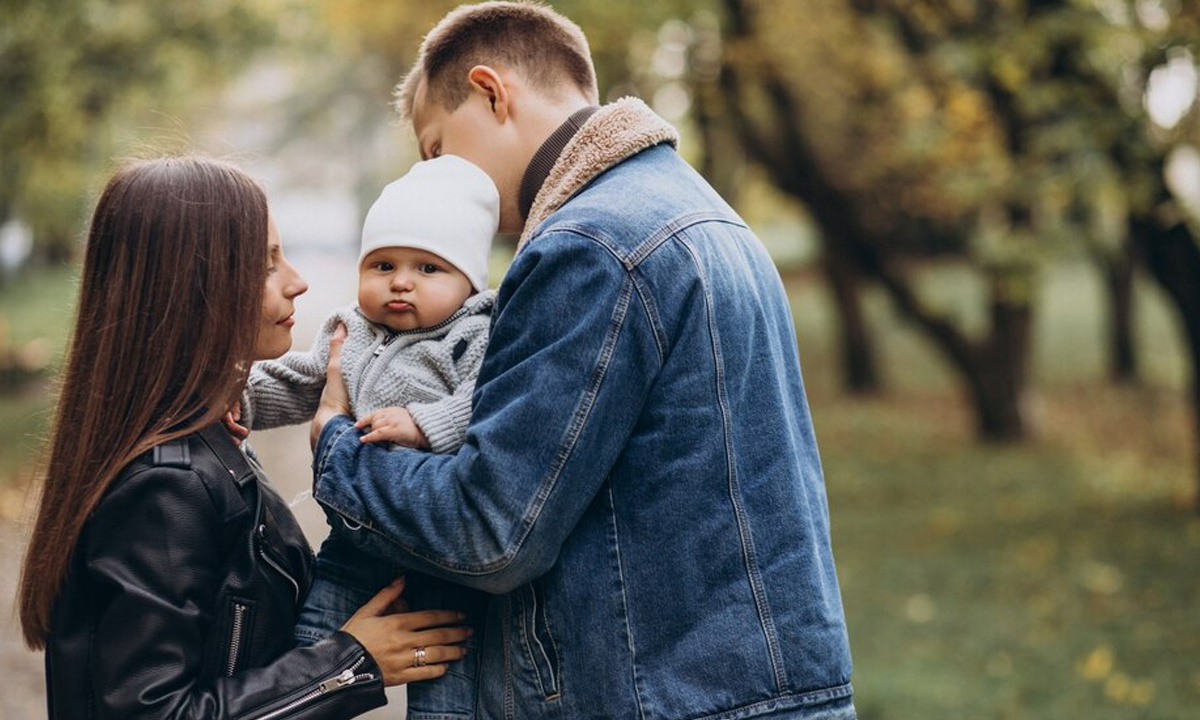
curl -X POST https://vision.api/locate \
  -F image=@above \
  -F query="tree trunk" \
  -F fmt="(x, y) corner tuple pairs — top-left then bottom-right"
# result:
(976, 288), (1033, 439)
(823, 249), (880, 393)
(1133, 213), (1200, 511)
(1104, 238), (1139, 383)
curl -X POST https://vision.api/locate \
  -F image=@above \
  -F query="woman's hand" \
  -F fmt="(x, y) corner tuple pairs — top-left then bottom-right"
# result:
(356, 406), (430, 448)
(223, 403), (250, 447)
(310, 324), (351, 449)
(340, 578), (471, 686)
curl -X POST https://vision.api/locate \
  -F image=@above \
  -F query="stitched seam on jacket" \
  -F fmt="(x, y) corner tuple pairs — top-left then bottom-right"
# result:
(507, 274), (635, 565)
(687, 682), (855, 720)
(680, 237), (789, 693)
(607, 484), (649, 720)
(627, 212), (745, 267)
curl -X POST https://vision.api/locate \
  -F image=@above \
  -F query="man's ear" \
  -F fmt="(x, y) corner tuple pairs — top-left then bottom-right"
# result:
(467, 65), (510, 122)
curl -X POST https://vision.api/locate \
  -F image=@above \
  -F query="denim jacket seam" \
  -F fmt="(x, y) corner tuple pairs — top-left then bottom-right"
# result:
(626, 212), (746, 268)
(513, 591), (547, 698)
(628, 269), (665, 363)
(507, 274), (636, 566)
(607, 485), (649, 720)
(686, 682), (855, 720)
(536, 586), (563, 699)
(680, 237), (790, 693)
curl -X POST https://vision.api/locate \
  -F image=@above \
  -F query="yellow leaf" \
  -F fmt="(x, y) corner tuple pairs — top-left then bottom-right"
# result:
(1077, 645), (1114, 680)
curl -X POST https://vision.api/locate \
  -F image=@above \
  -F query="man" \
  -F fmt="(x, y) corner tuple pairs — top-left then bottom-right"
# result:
(310, 3), (855, 718)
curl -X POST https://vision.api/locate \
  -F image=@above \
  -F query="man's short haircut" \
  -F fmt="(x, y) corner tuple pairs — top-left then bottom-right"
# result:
(395, 1), (599, 120)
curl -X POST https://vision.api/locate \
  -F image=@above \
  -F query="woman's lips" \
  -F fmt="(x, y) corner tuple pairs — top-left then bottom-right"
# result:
(387, 301), (413, 312)
(277, 314), (295, 327)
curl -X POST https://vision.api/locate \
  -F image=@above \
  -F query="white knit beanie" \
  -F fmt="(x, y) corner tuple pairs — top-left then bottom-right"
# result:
(359, 155), (499, 291)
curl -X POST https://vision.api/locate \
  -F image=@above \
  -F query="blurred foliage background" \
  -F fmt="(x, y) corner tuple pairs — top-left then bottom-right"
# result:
(3, 0), (1200, 717)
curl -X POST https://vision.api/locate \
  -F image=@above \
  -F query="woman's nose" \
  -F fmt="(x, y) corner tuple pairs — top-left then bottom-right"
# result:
(283, 261), (308, 298)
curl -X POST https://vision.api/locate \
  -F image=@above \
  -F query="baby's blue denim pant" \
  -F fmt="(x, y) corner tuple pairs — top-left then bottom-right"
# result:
(296, 521), (488, 719)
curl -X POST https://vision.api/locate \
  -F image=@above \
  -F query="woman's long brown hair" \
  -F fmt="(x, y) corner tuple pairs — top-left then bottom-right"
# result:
(18, 156), (269, 649)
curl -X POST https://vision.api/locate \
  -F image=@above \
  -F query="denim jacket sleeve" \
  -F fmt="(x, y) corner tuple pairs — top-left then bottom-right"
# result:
(313, 231), (661, 594)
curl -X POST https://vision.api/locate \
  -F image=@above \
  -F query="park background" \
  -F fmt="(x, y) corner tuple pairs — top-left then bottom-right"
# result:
(2, 0), (1200, 718)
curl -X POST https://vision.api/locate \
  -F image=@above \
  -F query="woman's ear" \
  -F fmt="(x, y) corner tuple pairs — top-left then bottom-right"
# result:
(467, 65), (510, 122)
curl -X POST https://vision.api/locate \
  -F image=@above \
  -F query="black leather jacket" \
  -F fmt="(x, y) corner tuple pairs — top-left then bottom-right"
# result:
(45, 424), (387, 719)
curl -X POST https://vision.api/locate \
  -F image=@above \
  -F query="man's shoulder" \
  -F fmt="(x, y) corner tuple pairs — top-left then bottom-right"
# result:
(545, 146), (739, 237)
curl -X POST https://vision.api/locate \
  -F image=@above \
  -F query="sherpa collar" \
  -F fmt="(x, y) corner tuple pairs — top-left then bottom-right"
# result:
(517, 97), (679, 251)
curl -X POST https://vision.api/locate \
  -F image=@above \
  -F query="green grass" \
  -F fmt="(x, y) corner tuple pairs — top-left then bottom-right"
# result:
(0, 263), (78, 353)
(783, 262), (1199, 719)
(0, 263), (77, 495)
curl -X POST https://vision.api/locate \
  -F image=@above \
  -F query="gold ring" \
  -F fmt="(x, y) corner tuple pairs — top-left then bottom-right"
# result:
(413, 646), (428, 668)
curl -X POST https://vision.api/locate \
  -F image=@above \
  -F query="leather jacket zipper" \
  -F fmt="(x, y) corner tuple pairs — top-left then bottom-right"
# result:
(226, 602), (249, 676)
(249, 655), (373, 720)
(257, 523), (301, 604)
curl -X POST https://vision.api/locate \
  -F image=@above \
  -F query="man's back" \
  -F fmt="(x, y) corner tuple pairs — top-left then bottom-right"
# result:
(472, 142), (854, 719)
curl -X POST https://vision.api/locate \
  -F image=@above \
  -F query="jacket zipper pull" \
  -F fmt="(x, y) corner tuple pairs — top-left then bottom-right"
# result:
(373, 334), (397, 357)
(320, 668), (358, 692)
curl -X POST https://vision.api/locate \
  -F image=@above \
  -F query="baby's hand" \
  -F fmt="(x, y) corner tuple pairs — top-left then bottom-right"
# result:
(356, 407), (430, 448)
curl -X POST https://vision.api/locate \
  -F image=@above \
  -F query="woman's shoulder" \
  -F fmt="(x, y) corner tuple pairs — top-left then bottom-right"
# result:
(101, 425), (256, 524)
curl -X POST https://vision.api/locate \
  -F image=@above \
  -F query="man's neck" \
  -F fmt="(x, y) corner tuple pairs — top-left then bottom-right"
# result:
(518, 104), (600, 219)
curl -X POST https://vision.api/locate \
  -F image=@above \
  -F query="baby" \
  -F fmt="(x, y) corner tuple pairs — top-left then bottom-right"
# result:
(242, 154), (496, 718)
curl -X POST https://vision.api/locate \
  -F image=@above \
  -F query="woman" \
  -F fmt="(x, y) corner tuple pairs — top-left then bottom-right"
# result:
(17, 156), (469, 719)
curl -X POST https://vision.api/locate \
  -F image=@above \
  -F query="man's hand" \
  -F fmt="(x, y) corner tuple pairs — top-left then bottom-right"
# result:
(310, 324), (351, 450)
(356, 406), (430, 448)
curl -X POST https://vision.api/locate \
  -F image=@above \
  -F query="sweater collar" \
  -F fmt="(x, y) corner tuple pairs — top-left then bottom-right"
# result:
(518, 97), (679, 251)
(518, 105), (599, 221)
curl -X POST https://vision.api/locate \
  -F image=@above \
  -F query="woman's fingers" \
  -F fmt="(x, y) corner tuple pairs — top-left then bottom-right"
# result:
(355, 411), (375, 430)
(345, 578), (405, 622)
(394, 609), (469, 631)
(409, 626), (474, 648)
(327, 323), (348, 369)
(375, 642), (469, 685)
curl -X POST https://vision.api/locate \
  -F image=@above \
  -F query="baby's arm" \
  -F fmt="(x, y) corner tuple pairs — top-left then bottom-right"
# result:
(242, 313), (344, 430)
(405, 316), (491, 454)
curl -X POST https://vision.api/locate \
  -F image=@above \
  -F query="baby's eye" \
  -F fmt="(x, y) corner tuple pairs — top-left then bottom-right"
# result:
(420, 263), (440, 274)
(375, 262), (395, 272)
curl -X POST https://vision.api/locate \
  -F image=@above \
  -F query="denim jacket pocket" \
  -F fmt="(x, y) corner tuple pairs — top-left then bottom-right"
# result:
(516, 581), (561, 700)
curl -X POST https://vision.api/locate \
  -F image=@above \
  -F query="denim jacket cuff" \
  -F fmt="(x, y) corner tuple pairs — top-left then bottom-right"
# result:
(314, 414), (356, 477)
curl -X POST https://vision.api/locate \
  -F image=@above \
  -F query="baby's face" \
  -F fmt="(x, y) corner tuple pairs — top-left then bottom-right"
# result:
(358, 247), (474, 332)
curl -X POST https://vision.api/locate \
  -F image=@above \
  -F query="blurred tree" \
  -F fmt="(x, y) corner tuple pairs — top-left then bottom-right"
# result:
(709, 0), (1200, 498)
(0, 0), (279, 269)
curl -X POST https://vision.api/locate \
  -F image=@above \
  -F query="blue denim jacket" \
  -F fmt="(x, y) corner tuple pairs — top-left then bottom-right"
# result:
(314, 142), (854, 720)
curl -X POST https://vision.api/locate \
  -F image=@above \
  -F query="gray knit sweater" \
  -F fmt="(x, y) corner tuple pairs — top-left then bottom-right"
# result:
(243, 290), (494, 453)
